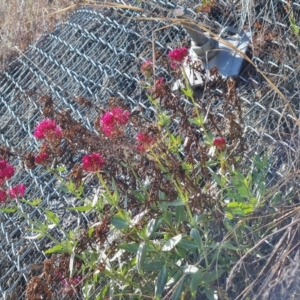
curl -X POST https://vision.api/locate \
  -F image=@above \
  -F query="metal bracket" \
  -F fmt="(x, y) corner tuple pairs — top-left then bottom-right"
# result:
(173, 13), (250, 90)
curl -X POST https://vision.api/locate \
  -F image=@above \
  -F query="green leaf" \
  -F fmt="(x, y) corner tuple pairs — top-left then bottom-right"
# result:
(143, 259), (165, 271)
(177, 239), (198, 250)
(111, 177), (119, 205)
(58, 166), (67, 172)
(204, 286), (216, 300)
(147, 218), (160, 238)
(209, 169), (226, 188)
(97, 284), (109, 299)
(155, 264), (168, 298)
(205, 269), (225, 283)
(137, 242), (147, 274)
(147, 94), (159, 106)
(172, 278), (184, 300)
(68, 205), (93, 212)
(44, 244), (64, 254)
(190, 270), (202, 297)
(88, 226), (94, 238)
(109, 281), (114, 299)
(21, 198), (42, 206)
(119, 243), (140, 253)
(162, 208), (173, 227)
(204, 131), (214, 144)
(162, 234), (183, 251)
(131, 190), (147, 202)
(190, 228), (202, 249)
(158, 112), (170, 127)
(270, 192), (282, 205)
(112, 213), (129, 229)
(45, 210), (59, 225)
(220, 242), (239, 251)
(226, 202), (254, 216)
(176, 206), (187, 223)
(0, 207), (17, 213)
(166, 270), (182, 289)
(181, 87), (193, 98)
(160, 199), (185, 207)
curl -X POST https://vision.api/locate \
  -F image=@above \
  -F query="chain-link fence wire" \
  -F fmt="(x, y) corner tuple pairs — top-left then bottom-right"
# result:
(0, 0), (299, 299)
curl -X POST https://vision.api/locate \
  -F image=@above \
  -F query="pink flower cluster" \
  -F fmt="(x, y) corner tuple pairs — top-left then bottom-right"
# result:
(8, 184), (26, 199)
(0, 160), (14, 184)
(0, 160), (26, 203)
(60, 276), (81, 296)
(34, 119), (62, 141)
(1, 184), (26, 203)
(82, 153), (105, 172)
(100, 107), (130, 137)
(35, 143), (50, 165)
(141, 60), (153, 77)
(35, 152), (49, 165)
(168, 47), (189, 62)
(137, 133), (155, 152)
(0, 190), (7, 203)
(213, 137), (226, 150)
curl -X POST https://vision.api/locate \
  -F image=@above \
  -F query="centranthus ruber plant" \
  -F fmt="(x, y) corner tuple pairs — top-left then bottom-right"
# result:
(4, 44), (272, 300)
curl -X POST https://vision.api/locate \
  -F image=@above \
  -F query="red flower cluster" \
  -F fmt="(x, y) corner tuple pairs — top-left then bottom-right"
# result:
(35, 152), (49, 165)
(82, 153), (105, 172)
(34, 119), (62, 141)
(213, 137), (226, 150)
(0, 160), (14, 184)
(0, 160), (26, 203)
(60, 276), (81, 296)
(0, 190), (7, 203)
(141, 60), (153, 77)
(8, 184), (26, 199)
(137, 133), (155, 152)
(168, 47), (189, 62)
(100, 107), (130, 137)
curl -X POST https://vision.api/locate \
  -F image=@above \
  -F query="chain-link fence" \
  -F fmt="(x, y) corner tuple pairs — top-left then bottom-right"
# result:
(0, 0), (299, 299)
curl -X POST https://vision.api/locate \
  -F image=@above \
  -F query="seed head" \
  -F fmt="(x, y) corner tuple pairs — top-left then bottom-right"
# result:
(141, 60), (153, 77)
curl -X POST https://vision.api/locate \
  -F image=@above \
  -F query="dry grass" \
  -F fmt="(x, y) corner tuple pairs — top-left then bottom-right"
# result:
(0, 0), (79, 71)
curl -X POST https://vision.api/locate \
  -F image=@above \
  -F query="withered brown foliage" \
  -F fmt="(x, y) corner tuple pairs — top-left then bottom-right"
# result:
(25, 276), (52, 300)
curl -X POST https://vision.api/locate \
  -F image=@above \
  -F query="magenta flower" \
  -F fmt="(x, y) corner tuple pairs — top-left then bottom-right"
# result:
(141, 60), (153, 77)
(82, 153), (105, 172)
(137, 132), (155, 152)
(100, 107), (130, 137)
(35, 152), (49, 165)
(0, 160), (14, 184)
(8, 184), (26, 199)
(0, 190), (7, 203)
(168, 47), (189, 63)
(34, 119), (62, 141)
(60, 276), (81, 296)
(155, 77), (165, 87)
(213, 137), (226, 150)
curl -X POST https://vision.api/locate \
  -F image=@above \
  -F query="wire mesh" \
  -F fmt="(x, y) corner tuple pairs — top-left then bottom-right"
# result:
(0, 0), (299, 299)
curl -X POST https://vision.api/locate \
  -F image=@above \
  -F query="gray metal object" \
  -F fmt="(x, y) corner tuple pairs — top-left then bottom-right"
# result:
(174, 7), (219, 60)
(174, 7), (250, 89)
(0, 0), (299, 299)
